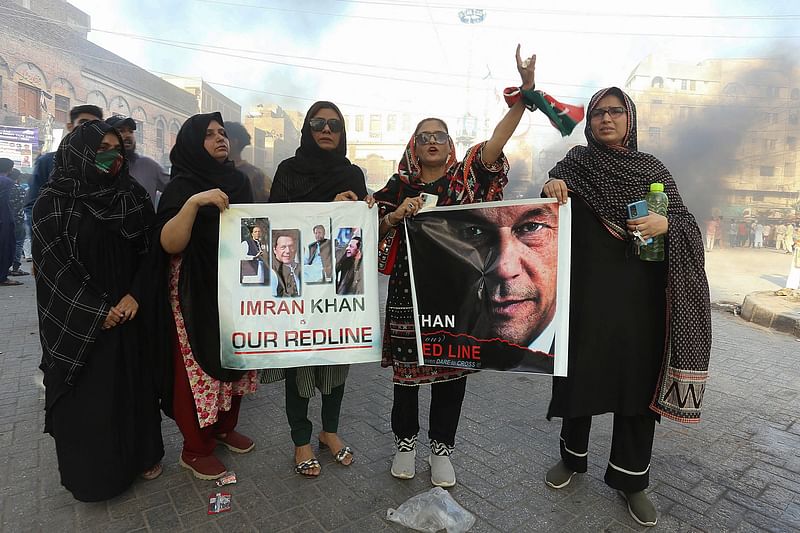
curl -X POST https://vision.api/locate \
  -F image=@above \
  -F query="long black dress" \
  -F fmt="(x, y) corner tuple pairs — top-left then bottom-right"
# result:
(45, 211), (163, 502)
(547, 195), (666, 419)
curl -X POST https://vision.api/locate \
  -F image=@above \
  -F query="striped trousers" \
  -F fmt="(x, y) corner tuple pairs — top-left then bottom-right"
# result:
(559, 414), (656, 492)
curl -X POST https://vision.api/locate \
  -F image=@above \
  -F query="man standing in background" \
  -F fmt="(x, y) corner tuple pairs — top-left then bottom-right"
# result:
(106, 116), (168, 208)
(226, 122), (272, 202)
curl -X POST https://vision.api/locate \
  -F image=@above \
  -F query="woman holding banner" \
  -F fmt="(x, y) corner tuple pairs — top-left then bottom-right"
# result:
(157, 112), (258, 480)
(542, 87), (710, 527)
(373, 45), (536, 488)
(264, 101), (367, 477)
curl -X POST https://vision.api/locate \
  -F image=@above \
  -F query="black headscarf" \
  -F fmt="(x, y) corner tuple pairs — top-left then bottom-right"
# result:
(33, 120), (153, 387)
(548, 87), (711, 423)
(153, 112), (252, 387)
(269, 101), (366, 202)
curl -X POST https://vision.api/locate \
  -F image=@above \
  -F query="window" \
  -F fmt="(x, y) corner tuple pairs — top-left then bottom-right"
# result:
(134, 120), (144, 146)
(724, 83), (744, 96)
(156, 120), (165, 153)
(651, 77), (663, 89)
(355, 115), (363, 132)
(680, 79), (688, 90)
(387, 114), (396, 132)
(764, 139), (777, 150)
(54, 95), (70, 124)
(17, 83), (40, 119)
(648, 127), (661, 142)
(689, 80), (696, 91)
(788, 137), (797, 150)
(760, 166), (775, 177)
(369, 114), (381, 132)
(768, 86), (780, 98)
(785, 162), (796, 177)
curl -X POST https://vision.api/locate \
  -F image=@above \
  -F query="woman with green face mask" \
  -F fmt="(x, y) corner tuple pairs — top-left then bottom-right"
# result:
(32, 120), (164, 501)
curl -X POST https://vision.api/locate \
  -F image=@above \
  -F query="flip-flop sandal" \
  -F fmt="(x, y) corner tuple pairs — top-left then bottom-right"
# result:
(8, 270), (29, 276)
(319, 438), (354, 466)
(294, 458), (321, 477)
(0, 280), (23, 286)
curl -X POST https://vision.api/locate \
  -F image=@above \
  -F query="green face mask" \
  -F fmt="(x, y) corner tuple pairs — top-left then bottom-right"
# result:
(95, 149), (123, 176)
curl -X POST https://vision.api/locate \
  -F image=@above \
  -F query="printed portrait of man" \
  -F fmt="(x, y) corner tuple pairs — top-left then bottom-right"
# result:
(272, 230), (301, 297)
(240, 224), (267, 284)
(408, 202), (560, 373)
(305, 223), (333, 283)
(335, 233), (364, 295)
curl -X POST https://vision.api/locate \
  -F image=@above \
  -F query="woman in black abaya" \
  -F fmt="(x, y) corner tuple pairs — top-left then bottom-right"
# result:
(32, 120), (163, 502)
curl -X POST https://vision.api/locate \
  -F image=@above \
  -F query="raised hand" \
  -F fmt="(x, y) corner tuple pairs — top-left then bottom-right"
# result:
(516, 44), (536, 91)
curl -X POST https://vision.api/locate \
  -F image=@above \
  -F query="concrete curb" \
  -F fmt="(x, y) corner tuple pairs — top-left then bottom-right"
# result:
(740, 291), (800, 337)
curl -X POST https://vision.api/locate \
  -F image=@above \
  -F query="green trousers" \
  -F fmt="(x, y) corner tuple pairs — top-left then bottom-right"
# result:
(284, 368), (345, 446)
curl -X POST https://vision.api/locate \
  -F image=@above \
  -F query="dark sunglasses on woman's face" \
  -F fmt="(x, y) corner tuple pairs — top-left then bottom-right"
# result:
(590, 106), (626, 120)
(415, 131), (449, 145)
(308, 118), (343, 133)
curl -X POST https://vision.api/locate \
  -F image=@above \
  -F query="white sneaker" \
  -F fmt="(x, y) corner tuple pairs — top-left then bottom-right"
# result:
(428, 454), (456, 488)
(391, 449), (416, 479)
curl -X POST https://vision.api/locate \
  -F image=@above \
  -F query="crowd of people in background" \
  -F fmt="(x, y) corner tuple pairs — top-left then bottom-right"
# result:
(705, 216), (796, 253)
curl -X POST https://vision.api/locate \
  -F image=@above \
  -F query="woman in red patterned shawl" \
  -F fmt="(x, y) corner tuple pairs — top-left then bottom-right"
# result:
(542, 87), (711, 527)
(373, 45), (536, 488)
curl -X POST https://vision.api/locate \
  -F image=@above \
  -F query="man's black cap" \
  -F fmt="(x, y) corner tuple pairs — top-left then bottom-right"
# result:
(106, 115), (137, 130)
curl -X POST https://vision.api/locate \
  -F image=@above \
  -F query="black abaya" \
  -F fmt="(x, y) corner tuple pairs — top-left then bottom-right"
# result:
(46, 213), (163, 502)
(547, 195), (666, 419)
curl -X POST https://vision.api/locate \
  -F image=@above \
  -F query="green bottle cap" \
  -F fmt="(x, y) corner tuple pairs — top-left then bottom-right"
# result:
(650, 183), (664, 192)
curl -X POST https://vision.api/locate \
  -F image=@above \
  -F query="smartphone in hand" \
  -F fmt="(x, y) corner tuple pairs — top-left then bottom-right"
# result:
(627, 200), (652, 245)
(420, 192), (438, 210)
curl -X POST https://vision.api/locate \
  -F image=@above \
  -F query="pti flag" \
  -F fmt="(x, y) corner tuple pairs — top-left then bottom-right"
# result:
(405, 198), (571, 375)
(217, 202), (382, 369)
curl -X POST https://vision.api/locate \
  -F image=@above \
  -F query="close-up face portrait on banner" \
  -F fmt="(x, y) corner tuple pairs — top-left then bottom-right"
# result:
(405, 198), (571, 375)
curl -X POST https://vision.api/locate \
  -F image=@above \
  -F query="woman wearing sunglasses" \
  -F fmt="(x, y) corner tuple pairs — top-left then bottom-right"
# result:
(264, 101), (367, 477)
(372, 45), (536, 488)
(541, 87), (710, 527)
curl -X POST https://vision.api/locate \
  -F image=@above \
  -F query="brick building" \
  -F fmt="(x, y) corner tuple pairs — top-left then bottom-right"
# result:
(0, 0), (198, 169)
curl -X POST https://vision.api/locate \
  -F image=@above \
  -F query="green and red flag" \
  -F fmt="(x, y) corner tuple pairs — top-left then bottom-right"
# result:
(503, 87), (585, 137)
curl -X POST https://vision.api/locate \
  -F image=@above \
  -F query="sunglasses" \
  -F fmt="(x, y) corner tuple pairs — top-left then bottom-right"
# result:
(415, 131), (449, 145)
(590, 106), (626, 120)
(308, 118), (343, 133)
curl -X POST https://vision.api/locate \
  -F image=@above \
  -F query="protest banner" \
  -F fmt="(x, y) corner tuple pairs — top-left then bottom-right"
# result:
(0, 126), (38, 172)
(405, 198), (570, 376)
(218, 202), (381, 369)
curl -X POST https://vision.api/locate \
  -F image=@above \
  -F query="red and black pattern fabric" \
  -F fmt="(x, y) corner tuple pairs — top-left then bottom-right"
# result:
(373, 134), (508, 385)
(32, 120), (153, 386)
(548, 87), (711, 423)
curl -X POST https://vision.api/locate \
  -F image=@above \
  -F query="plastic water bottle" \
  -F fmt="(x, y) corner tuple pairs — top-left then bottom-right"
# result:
(640, 183), (668, 262)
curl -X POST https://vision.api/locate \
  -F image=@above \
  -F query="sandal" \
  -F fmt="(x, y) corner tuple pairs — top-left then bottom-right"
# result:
(294, 458), (321, 477)
(0, 279), (22, 286)
(8, 269), (29, 276)
(319, 435), (354, 466)
(141, 463), (163, 480)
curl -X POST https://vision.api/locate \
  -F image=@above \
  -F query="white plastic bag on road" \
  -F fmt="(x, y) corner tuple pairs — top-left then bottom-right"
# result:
(386, 486), (475, 532)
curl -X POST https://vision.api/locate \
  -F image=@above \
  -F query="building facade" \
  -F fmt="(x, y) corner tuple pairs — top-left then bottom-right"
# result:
(626, 55), (800, 218)
(1, 0), (199, 169)
(162, 76), (241, 125)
